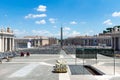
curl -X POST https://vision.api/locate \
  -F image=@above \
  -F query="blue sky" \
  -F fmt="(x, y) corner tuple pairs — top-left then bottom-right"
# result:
(0, 0), (120, 38)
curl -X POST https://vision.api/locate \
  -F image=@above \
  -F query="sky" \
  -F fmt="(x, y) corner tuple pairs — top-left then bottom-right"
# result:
(0, 0), (120, 38)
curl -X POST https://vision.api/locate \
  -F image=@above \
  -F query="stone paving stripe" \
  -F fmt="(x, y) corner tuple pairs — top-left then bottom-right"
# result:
(9, 63), (40, 78)
(39, 62), (54, 66)
(3, 62), (54, 66)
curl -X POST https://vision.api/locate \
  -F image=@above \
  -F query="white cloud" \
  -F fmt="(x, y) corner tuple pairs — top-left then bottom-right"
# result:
(112, 12), (120, 17)
(14, 29), (29, 38)
(25, 14), (47, 19)
(70, 21), (77, 24)
(36, 5), (47, 12)
(32, 30), (49, 34)
(49, 18), (56, 24)
(14, 29), (53, 37)
(32, 30), (53, 37)
(103, 19), (112, 25)
(69, 31), (80, 37)
(63, 27), (71, 31)
(35, 20), (46, 24)
(14, 28), (81, 38)
(63, 30), (80, 37)
(80, 30), (94, 36)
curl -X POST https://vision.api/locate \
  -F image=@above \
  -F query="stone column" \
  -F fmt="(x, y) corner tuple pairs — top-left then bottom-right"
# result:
(119, 37), (120, 51)
(5, 38), (7, 51)
(2, 36), (4, 52)
(114, 37), (116, 50)
(11, 38), (12, 50)
(116, 37), (119, 51)
(34, 40), (36, 47)
(118, 37), (120, 51)
(40, 39), (42, 46)
(114, 37), (118, 51)
(38, 39), (40, 47)
(0, 37), (1, 52)
(9, 38), (11, 51)
(87, 39), (89, 46)
(12, 38), (14, 51)
(112, 37), (114, 49)
(36, 40), (38, 47)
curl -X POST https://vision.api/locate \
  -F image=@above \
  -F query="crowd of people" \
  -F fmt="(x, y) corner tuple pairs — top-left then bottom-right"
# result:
(20, 52), (30, 57)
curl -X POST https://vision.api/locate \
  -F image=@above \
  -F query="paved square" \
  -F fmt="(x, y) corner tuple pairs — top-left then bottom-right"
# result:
(1, 50), (120, 80)
(0, 54), (59, 80)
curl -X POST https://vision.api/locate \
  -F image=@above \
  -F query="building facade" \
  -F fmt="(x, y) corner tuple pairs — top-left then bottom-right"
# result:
(97, 25), (120, 51)
(111, 26), (120, 51)
(64, 35), (112, 47)
(15, 36), (58, 49)
(0, 27), (14, 52)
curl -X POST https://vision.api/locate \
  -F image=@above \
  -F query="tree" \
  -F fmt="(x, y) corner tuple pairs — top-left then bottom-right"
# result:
(103, 30), (107, 34)
(106, 27), (113, 32)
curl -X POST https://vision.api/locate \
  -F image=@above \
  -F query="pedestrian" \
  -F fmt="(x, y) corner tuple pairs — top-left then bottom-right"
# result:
(26, 52), (30, 56)
(21, 52), (24, 57)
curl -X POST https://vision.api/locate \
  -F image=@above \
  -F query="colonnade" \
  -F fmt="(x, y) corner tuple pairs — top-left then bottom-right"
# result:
(112, 37), (120, 51)
(0, 36), (14, 52)
(34, 39), (42, 47)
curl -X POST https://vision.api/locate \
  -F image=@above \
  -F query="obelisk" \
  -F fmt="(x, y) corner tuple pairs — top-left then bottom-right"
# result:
(61, 27), (63, 48)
